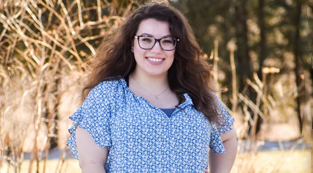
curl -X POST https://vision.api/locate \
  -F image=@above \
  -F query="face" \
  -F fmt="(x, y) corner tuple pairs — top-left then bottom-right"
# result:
(133, 18), (176, 77)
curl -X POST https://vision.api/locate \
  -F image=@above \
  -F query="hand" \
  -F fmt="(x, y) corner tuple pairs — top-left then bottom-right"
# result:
(205, 169), (210, 173)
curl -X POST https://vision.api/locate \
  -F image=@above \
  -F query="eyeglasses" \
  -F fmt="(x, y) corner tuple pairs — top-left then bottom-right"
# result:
(134, 35), (179, 51)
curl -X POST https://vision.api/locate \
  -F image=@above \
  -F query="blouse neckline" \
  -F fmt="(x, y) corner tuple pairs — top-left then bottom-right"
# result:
(118, 78), (193, 111)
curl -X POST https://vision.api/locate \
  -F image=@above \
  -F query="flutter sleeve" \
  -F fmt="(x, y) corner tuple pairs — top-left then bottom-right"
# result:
(66, 82), (113, 159)
(209, 94), (235, 154)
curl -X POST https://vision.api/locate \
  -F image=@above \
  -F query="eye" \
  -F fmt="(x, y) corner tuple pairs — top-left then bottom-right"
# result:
(140, 37), (153, 43)
(161, 38), (174, 44)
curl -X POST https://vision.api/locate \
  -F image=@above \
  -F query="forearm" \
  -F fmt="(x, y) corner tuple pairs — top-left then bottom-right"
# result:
(81, 164), (106, 173)
(209, 130), (237, 173)
(76, 127), (108, 173)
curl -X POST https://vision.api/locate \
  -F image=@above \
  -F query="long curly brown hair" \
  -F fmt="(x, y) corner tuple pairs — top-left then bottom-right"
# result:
(84, 2), (221, 124)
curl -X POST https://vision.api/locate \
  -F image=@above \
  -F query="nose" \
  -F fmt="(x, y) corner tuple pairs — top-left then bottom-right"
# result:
(151, 40), (162, 52)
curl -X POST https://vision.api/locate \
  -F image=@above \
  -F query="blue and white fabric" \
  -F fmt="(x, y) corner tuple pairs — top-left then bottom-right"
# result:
(67, 79), (234, 172)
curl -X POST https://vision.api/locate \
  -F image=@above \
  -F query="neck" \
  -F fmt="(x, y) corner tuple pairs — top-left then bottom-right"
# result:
(130, 70), (168, 92)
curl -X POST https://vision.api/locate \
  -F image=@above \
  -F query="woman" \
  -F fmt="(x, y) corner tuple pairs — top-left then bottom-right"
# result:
(67, 2), (237, 173)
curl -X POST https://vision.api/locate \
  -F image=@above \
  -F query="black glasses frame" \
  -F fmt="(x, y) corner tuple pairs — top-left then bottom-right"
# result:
(134, 35), (180, 51)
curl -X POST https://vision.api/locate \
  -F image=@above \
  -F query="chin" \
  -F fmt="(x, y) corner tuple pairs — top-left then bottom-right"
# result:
(145, 70), (168, 77)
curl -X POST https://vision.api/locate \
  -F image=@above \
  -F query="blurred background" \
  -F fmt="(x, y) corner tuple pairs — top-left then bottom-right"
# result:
(0, 0), (312, 172)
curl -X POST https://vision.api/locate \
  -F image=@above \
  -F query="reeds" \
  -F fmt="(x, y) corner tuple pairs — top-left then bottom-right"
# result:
(0, 0), (133, 172)
(0, 0), (310, 173)
(218, 39), (309, 172)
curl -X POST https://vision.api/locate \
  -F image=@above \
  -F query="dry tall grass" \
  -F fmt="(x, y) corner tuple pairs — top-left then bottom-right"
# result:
(0, 0), (134, 172)
(0, 0), (311, 173)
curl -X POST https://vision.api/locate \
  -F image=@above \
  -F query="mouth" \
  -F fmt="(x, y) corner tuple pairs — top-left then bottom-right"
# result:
(147, 57), (164, 62)
(146, 57), (165, 65)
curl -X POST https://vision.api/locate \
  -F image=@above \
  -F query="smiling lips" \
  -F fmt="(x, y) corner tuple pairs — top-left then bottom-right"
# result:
(146, 57), (165, 65)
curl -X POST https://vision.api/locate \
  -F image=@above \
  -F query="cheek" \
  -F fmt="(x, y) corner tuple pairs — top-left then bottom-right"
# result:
(167, 51), (175, 61)
(133, 48), (147, 62)
(166, 52), (175, 68)
(133, 40), (141, 52)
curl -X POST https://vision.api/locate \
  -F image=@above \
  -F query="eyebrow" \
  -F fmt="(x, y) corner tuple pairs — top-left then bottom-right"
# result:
(139, 33), (173, 38)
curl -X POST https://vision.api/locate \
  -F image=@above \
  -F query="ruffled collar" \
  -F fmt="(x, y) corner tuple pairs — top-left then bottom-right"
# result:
(119, 78), (194, 109)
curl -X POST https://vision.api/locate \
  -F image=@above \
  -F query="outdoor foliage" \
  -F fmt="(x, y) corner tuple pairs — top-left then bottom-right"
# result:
(0, 0), (311, 172)
(0, 0), (136, 172)
(170, 0), (312, 147)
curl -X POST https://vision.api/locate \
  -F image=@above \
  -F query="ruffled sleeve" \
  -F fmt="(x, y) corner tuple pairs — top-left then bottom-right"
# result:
(66, 81), (115, 159)
(209, 94), (235, 154)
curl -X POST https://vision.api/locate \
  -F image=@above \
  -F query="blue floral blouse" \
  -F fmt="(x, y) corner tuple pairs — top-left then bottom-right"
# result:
(67, 79), (234, 173)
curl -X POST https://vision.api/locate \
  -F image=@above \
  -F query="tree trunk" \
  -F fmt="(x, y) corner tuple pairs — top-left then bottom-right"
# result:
(257, 0), (266, 80)
(294, 0), (303, 133)
(234, 0), (252, 88)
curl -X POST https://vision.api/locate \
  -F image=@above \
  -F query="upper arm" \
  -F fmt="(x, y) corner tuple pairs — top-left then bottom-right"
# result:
(66, 81), (116, 172)
(209, 94), (235, 153)
(76, 127), (109, 170)
(220, 129), (236, 142)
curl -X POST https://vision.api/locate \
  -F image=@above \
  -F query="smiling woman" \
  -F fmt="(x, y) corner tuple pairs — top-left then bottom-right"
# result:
(132, 19), (176, 79)
(66, 2), (237, 173)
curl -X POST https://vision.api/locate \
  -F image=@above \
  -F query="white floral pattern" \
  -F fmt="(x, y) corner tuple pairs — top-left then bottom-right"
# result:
(67, 79), (234, 173)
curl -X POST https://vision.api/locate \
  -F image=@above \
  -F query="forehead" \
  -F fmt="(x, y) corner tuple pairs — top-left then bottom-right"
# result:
(136, 18), (171, 37)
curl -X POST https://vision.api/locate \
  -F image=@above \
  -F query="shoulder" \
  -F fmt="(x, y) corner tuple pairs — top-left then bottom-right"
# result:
(86, 79), (125, 103)
(91, 79), (124, 94)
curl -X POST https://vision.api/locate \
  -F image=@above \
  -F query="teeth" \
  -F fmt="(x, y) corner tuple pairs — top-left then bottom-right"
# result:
(148, 58), (163, 62)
